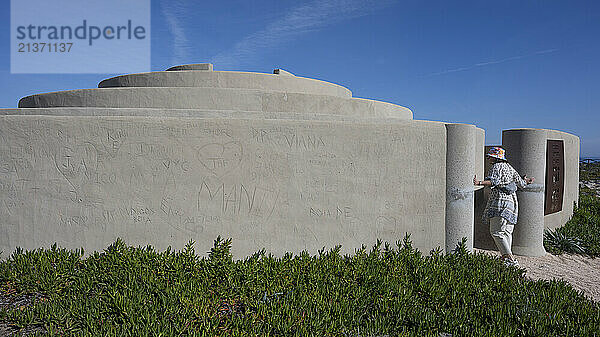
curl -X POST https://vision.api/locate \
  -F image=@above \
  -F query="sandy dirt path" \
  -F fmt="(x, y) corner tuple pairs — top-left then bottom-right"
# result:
(477, 249), (600, 302)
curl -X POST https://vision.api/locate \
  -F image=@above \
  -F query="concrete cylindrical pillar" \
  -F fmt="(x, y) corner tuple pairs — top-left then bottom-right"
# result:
(502, 129), (547, 256)
(445, 124), (476, 253)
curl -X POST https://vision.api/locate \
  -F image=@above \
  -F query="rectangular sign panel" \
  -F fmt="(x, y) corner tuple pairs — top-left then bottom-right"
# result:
(544, 140), (564, 215)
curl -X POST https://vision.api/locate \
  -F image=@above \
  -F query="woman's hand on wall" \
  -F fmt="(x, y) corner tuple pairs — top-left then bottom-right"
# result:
(473, 175), (490, 186)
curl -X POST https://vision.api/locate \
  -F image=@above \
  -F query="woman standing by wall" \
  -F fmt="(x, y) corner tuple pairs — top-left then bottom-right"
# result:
(474, 147), (535, 266)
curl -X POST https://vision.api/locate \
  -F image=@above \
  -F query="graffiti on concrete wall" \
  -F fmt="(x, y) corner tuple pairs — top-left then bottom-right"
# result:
(0, 117), (446, 255)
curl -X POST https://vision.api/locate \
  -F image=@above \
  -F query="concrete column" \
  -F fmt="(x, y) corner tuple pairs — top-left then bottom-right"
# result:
(445, 124), (476, 253)
(502, 129), (547, 256)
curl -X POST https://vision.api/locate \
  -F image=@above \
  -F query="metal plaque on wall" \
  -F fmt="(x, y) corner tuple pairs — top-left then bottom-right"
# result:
(544, 140), (565, 215)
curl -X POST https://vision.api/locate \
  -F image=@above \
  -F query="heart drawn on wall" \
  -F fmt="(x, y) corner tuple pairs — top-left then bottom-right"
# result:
(196, 141), (243, 176)
(53, 142), (99, 190)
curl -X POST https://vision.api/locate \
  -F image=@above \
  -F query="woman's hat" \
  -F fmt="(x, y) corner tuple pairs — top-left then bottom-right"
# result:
(486, 147), (507, 161)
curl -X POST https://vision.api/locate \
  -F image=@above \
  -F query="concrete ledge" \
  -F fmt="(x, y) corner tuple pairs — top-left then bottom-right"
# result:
(98, 71), (352, 98)
(18, 88), (412, 120)
(166, 63), (213, 71)
(0, 107), (413, 122)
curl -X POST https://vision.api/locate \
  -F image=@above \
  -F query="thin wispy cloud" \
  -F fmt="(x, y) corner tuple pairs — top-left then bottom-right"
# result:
(426, 48), (559, 77)
(161, 0), (192, 65)
(211, 0), (396, 68)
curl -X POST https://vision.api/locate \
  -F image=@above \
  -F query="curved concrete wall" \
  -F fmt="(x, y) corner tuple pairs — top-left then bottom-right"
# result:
(98, 71), (352, 98)
(0, 115), (446, 257)
(501, 128), (579, 256)
(502, 129), (548, 256)
(544, 130), (579, 230)
(503, 129), (579, 232)
(445, 124), (476, 252)
(18, 88), (413, 120)
(472, 130), (488, 250)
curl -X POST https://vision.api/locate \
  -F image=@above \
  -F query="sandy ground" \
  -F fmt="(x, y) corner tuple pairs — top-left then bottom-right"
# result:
(476, 249), (600, 302)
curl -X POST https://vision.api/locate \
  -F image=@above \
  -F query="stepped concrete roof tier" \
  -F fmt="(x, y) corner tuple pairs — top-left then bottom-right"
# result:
(17, 65), (410, 120)
(17, 89), (411, 120)
(99, 66), (351, 98)
(0, 64), (578, 258)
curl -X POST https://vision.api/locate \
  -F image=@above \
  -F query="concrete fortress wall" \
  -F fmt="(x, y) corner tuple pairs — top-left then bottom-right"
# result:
(0, 116), (447, 257)
(0, 64), (579, 257)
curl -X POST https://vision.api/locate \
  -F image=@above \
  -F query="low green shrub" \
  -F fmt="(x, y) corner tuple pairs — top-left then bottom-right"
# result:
(1, 237), (599, 336)
(544, 193), (600, 256)
(579, 161), (600, 182)
(544, 229), (587, 255)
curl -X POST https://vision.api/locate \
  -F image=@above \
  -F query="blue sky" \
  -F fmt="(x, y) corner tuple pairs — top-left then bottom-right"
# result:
(1, 0), (599, 156)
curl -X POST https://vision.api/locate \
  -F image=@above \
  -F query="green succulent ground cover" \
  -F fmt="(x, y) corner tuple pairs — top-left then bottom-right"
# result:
(579, 161), (600, 182)
(2, 162), (599, 335)
(544, 162), (600, 256)
(543, 192), (600, 256)
(1, 237), (599, 336)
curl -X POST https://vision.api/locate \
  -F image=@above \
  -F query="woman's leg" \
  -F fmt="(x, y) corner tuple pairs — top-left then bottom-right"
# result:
(506, 221), (514, 250)
(489, 216), (515, 259)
